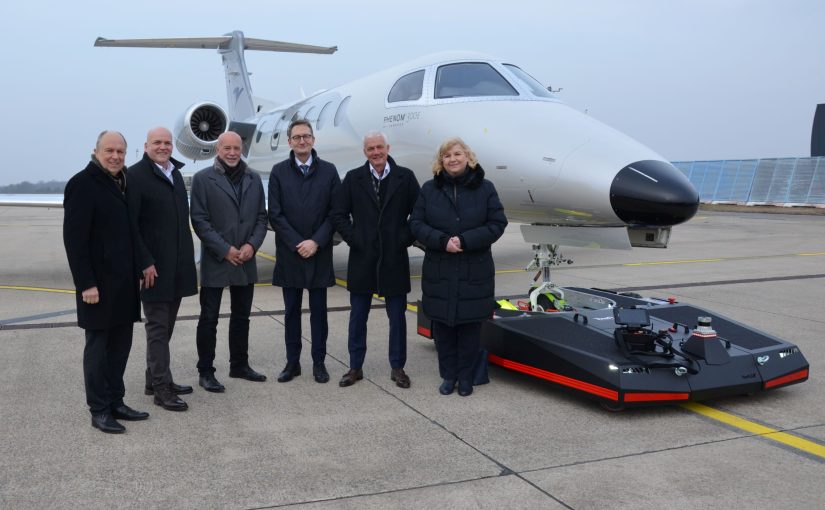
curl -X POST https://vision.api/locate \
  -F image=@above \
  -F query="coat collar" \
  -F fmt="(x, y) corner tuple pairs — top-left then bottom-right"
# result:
(288, 148), (319, 174)
(84, 160), (127, 203)
(206, 158), (252, 206)
(141, 152), (185, 186)
(354, 155), (403, 207)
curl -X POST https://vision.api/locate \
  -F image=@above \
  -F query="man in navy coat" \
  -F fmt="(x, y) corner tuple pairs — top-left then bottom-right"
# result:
(190, 131), (269, 392)
(63, 131), (147, 433)
(268, 119), (341, 384)
(331, 132), (420, 388)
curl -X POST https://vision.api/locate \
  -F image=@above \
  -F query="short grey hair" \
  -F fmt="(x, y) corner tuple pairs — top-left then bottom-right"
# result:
(362, 131), (389, 146)
(96, 130), (127, 150)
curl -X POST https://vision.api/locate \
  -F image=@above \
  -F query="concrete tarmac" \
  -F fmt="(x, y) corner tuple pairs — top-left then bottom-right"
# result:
(0, 206), (823, 509)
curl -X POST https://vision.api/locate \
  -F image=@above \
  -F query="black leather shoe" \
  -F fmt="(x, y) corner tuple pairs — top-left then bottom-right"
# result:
(277, 363), (301, 383)
(199, 373), (226, 393)
(111, 404), (149, 421)
(144, 381), (193, 396)
(339, 368), (363, 387)
(91, 413), (125, 434)
(391, 368), (411, 389)
(153, 386), (189, 411)
(458, 380), (473, 397)
(313, 363), (330, 383)
(229, 366), (267, 382)
(439, 379), (456, 395)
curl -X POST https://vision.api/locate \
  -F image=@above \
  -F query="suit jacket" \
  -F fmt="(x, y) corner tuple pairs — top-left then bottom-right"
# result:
(126, 153), (197, 302)
(267, 149), (340, 289)
(190, 158), (268, 287)
(331, 155), (420, 296)
(63, 161), (140, 330)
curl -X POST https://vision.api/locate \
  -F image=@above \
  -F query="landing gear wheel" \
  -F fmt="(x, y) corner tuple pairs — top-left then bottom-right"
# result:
(537, 294), (557, 312)
(599, 401), (626, 412)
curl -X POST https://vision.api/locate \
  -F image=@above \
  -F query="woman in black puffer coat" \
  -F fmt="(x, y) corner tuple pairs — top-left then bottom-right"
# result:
(410, 137), (507, 396)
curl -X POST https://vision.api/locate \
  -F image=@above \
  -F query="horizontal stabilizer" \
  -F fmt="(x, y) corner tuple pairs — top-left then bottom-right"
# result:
(94, 36), (337, 54)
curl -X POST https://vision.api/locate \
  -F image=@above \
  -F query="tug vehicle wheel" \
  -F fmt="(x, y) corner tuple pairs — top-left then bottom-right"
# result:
(599, 401), (626, 412)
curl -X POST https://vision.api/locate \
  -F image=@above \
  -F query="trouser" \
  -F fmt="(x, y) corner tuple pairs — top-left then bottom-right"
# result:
(196, 284), (254, 374)
(347, 292), (407, 370)
(142, 298), (182, 390)
(83, 323), (134, 415)
(431, 321), (482, 383)
(282, 287), (327, 364)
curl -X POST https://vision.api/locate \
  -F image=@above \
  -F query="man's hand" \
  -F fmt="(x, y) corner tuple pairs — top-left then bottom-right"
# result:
(225, 246), (243, 266)
(296, 239), (319, 259)
(446, 236), (463, 253)
(238, 243), (255, 263)
(81, 286), (100, 304)
(142, 265), (158, 289)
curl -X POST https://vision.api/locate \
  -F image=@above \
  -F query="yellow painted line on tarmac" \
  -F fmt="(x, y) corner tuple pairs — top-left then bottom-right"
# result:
(0, 285), (74, 294)
(797, 252), (825, 256)
(256, 250), (277, 262)
(681, 402), (825, 460)
(624, 258), (725, 266)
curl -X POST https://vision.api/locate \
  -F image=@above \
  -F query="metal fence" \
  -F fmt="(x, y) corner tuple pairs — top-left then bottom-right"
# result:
(673, 157), (825, 206)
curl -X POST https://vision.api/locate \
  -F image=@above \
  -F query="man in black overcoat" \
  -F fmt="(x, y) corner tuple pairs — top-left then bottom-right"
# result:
(127, 127), (198, 411)
(268, 119), (340, 384)
(190, 131), (269, 392)
(331, 132), (420, 388)
(63, 130), (147, 433)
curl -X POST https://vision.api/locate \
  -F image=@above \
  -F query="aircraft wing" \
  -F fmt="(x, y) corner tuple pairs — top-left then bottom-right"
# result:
(0, 194), (64, 208)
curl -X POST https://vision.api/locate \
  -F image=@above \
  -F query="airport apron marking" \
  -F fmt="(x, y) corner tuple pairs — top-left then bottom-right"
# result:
(681, 402), (825, 460)
(0, 285), (73, 294)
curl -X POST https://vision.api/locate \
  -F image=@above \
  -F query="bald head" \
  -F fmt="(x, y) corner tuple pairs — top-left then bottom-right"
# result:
(216, 131), (242, 167)
(144, 127), (174, 166)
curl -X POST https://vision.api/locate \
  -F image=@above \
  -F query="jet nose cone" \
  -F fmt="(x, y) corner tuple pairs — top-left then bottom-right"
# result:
(610, 160), (699, 226)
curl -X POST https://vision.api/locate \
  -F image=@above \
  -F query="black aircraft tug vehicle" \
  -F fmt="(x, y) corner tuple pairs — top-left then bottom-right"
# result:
(416, 287), (809, 410)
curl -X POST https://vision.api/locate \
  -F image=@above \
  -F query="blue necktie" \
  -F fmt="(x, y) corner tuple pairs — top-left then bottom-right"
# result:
(300, 164), (309, 175)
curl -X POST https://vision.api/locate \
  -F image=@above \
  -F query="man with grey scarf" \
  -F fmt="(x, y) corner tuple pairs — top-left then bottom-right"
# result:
(190, 131), (269, 392)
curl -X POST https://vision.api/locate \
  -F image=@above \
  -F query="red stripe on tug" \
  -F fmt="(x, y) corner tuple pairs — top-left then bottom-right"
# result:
(488, 354), (619, 401)
(764, 368), (809, 389)
(624, 392), (689, 402)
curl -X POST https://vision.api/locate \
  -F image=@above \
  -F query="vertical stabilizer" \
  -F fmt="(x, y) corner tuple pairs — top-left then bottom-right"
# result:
(219, 31), (256, 121)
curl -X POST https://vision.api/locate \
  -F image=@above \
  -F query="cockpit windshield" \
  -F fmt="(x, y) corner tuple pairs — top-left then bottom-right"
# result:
(434, 62), (518, 99)
(503, 64), (555, 98)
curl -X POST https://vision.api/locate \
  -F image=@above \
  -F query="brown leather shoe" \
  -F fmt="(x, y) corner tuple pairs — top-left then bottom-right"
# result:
(390, 368), (411, 389)
(338, 369), (363, 387)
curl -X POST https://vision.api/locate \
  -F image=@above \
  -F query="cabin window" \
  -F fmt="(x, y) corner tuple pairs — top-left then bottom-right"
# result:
(434, 63), (518, 99)
(388, 70), (425, 102)
(304, 106), (317, 122)
(317, 101), (334, 129)
(503, 64), (555, 98)
(334, 96), (352, 127)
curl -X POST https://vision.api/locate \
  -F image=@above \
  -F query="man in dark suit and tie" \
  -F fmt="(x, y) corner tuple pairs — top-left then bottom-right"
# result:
(268, 119), (340, 384)
(190, 131), (269, 391)
(63, 130), (148, 433)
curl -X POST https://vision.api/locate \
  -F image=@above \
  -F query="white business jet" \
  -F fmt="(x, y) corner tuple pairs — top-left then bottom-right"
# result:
(85, 31), (703, 308)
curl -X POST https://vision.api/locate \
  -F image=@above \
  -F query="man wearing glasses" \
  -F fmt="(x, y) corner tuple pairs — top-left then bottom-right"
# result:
(268, 119), (341, 384)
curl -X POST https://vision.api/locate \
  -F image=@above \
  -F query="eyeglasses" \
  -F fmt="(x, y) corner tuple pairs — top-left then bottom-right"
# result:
(290, 134), (314, 142)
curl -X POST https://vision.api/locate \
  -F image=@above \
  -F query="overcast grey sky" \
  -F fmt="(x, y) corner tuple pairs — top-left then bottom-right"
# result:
(1, 0), (822, 185)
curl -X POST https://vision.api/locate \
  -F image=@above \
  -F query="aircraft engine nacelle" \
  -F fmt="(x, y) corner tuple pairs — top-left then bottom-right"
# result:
(173, 102), (228, 160)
